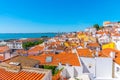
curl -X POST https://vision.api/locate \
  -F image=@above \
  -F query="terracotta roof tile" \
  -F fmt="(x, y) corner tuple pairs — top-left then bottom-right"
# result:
(112, 33), (120, 36)
(0, 68), (45, 80)
(0, 56), (4, 61)
(87, 43), (100, 47)
(29, 52), (80, 66)
(0, 46), (9, 53)
(16, 49), (27, 54)
(99, 48), (118, 57)
(96, 31), (109, 34)
(114, 58), (120, 65)
(77, 49), (93, 57)
(99, 48), (120, 65)
(5, 56), (40, 67)
(18, 38), (42, 43)
(28, 45), (44, 55)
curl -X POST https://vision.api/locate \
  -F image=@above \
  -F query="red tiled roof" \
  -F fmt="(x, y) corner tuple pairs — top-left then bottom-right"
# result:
(96, 31), (109, 34)
(0, 68), (45, 80)
(99, 48), (118, 57)
(16, 49), (27, 54)
(99, 48), (120, 65)
(111, 33), (120, 36)
(0, 56), (4, 61)
(29, 52), (80, 66)
(114, 58), (120, 65)
(87, 43), (100, 47)
(18, 38), (42, 43)
(28, 45), (44, 55)
(77, 49), (93, 57)
(50, 41), (61, 45)
(4, 56), (40, 67)
(0, 46), (9, 53)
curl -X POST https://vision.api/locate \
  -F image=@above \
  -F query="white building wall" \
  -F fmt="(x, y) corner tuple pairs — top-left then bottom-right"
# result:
(7, 42), (23, 49)
(114, 63), (120, 79)
(96, 58), (113, 78)
(66, 66), (74, 78)
(74, 66), (83, 76)
(96, 34), (102, 38)
(79, 57), (119, 80)
(61, 66), (83, 78)
(111, 36), (120, 43)
(115, 41), (120, 50)
(4, 52), (11, 59)
(43, 70), (52, 80)
(0, 54), (4, 56)
(80, 57), (96, 77)
(98, 37), (110, 44)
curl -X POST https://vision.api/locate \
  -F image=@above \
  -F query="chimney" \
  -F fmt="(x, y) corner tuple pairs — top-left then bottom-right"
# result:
(95, 51), (98, 57)
(66, 63), (70, 67)
(84, 42), (87, 48)
(96, 47), (100, 52)
(72, 49), (77, 54)
(110, 51), (115, 58)
(58, 62), (62, 66)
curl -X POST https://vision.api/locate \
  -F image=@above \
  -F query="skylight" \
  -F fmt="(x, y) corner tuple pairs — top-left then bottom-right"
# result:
(46, 56), (52, 63)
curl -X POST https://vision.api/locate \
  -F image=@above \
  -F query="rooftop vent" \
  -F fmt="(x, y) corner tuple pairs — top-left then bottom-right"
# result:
(9, 62), (20, 66)
(55, 51), (59, 54)
(46, 56), (52, 63)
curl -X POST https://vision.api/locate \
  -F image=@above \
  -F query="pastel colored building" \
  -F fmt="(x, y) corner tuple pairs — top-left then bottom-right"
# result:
(102, 42), (115, 50)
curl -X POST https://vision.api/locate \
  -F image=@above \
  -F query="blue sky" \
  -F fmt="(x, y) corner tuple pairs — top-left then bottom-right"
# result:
(0, 0), (120, 33)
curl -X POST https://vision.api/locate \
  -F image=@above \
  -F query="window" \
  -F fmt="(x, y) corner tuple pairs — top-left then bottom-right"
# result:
(116, 67), (120, 72)
(89, 65), (92, 68)
(88, 64), (92, 68)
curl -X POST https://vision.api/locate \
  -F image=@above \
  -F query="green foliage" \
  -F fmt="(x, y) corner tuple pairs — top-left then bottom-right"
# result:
(118, 21), (120, 23)
(43, 65), (59, 75)
(43, 65), (64, 76)
(54, 69), (59, 75)
(75, 78), (80, 80)
(22, 40), (44, 50)
(93, 24), (100, 31)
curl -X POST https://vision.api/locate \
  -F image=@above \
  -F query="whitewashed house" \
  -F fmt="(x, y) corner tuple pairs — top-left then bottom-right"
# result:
(98, 33), (111, 44)
(111, 34), (120, 43)
(115, 28), (120, 33)
(85, 27), (97, 35)
(116, 41), (120, 50)
(0, 41), (7, 46)
(61, 65), (83, 79)
(114, 62), (120, 79)
(80, 57), (119, 80)
(7, 41), (23, 49)
(111, 35), (120, 50)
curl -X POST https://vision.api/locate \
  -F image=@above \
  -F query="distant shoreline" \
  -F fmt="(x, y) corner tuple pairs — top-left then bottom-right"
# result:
(0, 32), (66, 34)
(0, 33), (64, 41)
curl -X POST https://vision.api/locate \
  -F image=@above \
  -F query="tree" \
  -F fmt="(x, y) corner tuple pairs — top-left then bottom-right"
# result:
(43, 65), (57, 75)
(22, 40), (44, 50)
(118, 21), (120, 23)
(93, 24), (100, 31)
